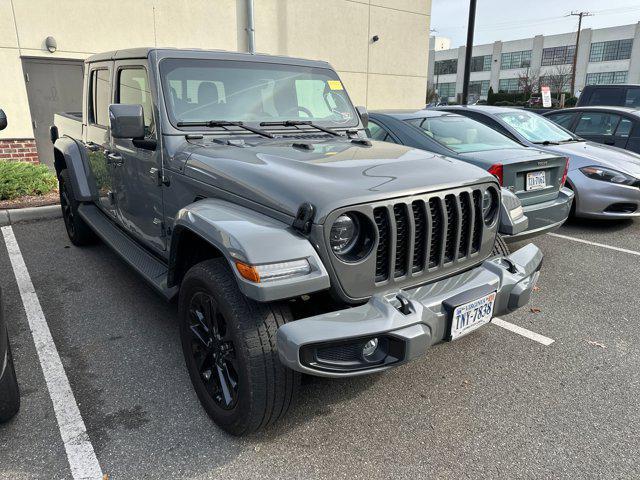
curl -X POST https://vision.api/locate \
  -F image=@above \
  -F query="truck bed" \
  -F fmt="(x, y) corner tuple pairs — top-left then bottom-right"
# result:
(54, 112), (83, 139)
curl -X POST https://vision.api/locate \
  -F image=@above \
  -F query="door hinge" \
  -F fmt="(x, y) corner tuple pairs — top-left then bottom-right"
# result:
(24, 73), (29, 83)
(150, 167), (170, 187)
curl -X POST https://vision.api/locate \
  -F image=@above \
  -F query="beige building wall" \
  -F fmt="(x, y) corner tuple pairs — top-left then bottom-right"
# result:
(0, 0), (430, 148)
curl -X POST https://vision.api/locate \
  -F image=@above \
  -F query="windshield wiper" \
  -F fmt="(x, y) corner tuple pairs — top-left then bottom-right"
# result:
(259, 120), (341, 137)
(532, 140), (560, 146)
(176, 120), (274, 138)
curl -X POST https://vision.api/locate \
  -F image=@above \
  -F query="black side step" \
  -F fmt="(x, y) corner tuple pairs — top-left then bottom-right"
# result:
(78, 204), (178, 301)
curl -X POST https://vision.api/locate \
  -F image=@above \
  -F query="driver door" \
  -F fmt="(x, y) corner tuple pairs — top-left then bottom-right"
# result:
(110, 62), (165, 252)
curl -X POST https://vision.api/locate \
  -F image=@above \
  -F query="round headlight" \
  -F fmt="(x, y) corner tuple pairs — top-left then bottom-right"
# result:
(330, 214), (360, 254)
(482, 188), (499, 225)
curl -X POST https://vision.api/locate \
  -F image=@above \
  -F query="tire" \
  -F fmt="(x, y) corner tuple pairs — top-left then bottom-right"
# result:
(491, 234), (511, 257)
(178, 258), (300, 435)
(59, 169), (97, 246)
(0, 333), (20, 423)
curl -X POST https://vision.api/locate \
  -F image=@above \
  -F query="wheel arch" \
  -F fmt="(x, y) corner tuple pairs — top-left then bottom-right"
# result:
(167, 199), (330, 302)
(53, 137), (93, 201)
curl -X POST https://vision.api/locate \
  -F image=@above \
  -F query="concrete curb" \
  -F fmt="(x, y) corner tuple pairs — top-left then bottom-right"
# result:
(0, 204), (61, 226)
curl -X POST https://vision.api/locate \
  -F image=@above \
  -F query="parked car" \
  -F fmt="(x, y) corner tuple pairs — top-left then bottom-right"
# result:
(576, 84), (640, 108)
(368, 110), (573, 241)
(542, 106), (640, 155)
(52, 48), (543, 435)
(0, 108), (20, 423)
(442, 106), (640, 219)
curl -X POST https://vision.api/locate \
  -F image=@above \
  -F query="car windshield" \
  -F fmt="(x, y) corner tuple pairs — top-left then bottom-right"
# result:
(497, 111), (575, 143)
(159, 58), (357, 128)
(406, 115), (521, 153)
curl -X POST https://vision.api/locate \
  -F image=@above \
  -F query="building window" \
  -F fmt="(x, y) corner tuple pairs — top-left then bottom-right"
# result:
(469, 80), (490, 98)
(541, 45), (576, 66)
(589, 39), (633, 62)
(470, 55), (492, 72)
(436, 82), (456, 99)
(585, 71), (628, 85)
(500, 50), (532, 70)
(434, 59), (457, 75)
(498, 78), (522, 93)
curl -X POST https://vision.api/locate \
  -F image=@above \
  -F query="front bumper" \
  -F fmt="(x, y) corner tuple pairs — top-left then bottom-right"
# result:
(277, 244), (543, 378)
(503, 187), (574, 243)
(569, 170), (640, 219)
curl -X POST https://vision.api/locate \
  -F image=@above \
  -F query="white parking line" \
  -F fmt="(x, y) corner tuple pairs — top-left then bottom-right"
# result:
(548, 232), (640, 257)
(492, 317), (555, 346)
(1, 226), (103, 480)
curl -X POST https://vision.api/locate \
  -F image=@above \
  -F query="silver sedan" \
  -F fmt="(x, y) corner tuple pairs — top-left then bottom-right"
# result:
(439, 106), (640, 219)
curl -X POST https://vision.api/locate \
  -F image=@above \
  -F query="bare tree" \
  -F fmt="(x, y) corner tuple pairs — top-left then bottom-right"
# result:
(517, 67), (541, 96)
(542, 64), (573, 99)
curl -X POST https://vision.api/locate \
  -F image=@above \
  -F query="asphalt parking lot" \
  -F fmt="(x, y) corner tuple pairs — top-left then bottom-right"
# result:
(1, 214), (639, 479)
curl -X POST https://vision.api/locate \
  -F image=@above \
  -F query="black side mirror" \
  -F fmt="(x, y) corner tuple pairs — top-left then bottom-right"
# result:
(356, 106), (369, 128)
(109, 104), (145, 139)
(0, 109), (7, 131)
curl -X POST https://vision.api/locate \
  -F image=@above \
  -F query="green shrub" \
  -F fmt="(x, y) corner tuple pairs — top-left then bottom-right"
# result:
(0, 161), (58, 200)
(494, 100), (514, 106)
(565, 96), (578, 107)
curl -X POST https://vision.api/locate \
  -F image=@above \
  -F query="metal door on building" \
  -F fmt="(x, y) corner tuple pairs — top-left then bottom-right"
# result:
(22, 57), (84, 168)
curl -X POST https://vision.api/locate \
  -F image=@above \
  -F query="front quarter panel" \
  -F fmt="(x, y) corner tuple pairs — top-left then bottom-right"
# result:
(170, 199), (330, 301)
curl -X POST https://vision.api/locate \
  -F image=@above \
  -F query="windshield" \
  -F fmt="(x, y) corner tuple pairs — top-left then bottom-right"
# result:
(159, 58), (357, 128)
(497, 111), (575, 143)
(406, 115), (521, 153)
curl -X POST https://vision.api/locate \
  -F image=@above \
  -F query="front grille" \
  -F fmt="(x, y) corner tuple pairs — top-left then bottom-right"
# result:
(373, 189), (485, 282)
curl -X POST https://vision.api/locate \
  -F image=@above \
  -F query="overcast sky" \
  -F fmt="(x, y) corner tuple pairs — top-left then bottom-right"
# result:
(431, 0), (640, 47)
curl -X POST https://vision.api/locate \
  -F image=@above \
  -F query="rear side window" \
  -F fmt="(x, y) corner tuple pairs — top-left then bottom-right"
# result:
(367, 120), (396, 143)
(117, 68), (154, 132)
(89, 69), (110, 127)
(575, 112), (622, 135)
(547, 112), (578, 130)
(615, 118), (633, 138)
(586, 88), (624, 107)
(625, 88), (640, 108)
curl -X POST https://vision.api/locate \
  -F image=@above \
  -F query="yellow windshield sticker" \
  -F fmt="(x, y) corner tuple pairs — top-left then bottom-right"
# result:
(327, 80), (344, 91)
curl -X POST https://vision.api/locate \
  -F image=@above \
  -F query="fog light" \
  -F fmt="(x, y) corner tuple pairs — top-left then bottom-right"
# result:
(362, 338), (379, 357)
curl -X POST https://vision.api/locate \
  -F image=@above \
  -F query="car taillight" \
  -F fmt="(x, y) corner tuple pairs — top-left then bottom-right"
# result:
(488, 163), (503, 186)
(560, 157), (569, 187)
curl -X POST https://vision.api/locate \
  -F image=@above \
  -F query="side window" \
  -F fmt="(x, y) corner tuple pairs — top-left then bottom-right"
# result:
(118, 68), (154, 132)
(588, 88), (624, 107)
(547, 113), (578, 130)
(367, 120), (392, 142)
(89, 69), (110, 127)
(625, 88), (640, 108)
(575, 112), (622, 136)
(615, 118), (633, 138)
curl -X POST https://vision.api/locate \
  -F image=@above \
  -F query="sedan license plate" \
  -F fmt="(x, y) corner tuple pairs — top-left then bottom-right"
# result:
(450, 292), (496, 340)
(526, 171), (546, 191)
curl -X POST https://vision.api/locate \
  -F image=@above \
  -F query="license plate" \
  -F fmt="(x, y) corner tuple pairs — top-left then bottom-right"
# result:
(526, 171), (546, 191)
(450, 292), (496, 340)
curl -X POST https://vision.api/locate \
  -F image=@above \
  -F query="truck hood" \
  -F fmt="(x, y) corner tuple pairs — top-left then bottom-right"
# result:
(181, 137), (496, 222)
(543, 141), (640, 177)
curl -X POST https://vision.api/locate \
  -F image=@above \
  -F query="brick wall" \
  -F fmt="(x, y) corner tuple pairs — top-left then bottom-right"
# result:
(0, 139), (39, 163)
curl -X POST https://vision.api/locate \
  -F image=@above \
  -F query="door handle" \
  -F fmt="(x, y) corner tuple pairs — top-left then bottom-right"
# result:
(604, 139), (615, 145)
(86, 141), (101, 152)
(105, 151), (124, 166)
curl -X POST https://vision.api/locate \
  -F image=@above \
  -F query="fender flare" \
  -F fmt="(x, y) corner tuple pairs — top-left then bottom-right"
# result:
(53, 136), (93, 201)
(168, 198), (330, 302)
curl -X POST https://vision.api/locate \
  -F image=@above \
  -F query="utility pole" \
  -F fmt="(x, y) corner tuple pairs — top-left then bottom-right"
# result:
(461, 0), (477, 105)
(568, 11), (593, 97)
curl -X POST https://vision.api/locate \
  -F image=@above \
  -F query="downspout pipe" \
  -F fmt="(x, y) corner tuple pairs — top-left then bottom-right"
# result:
(246, 0), (255, 54)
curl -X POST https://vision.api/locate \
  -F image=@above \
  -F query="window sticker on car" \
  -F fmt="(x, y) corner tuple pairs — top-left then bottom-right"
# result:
(327, 80), (344, 90)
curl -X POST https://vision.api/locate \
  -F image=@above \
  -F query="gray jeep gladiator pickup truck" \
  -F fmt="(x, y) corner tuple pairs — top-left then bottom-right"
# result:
(52, 48), (542, 435)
